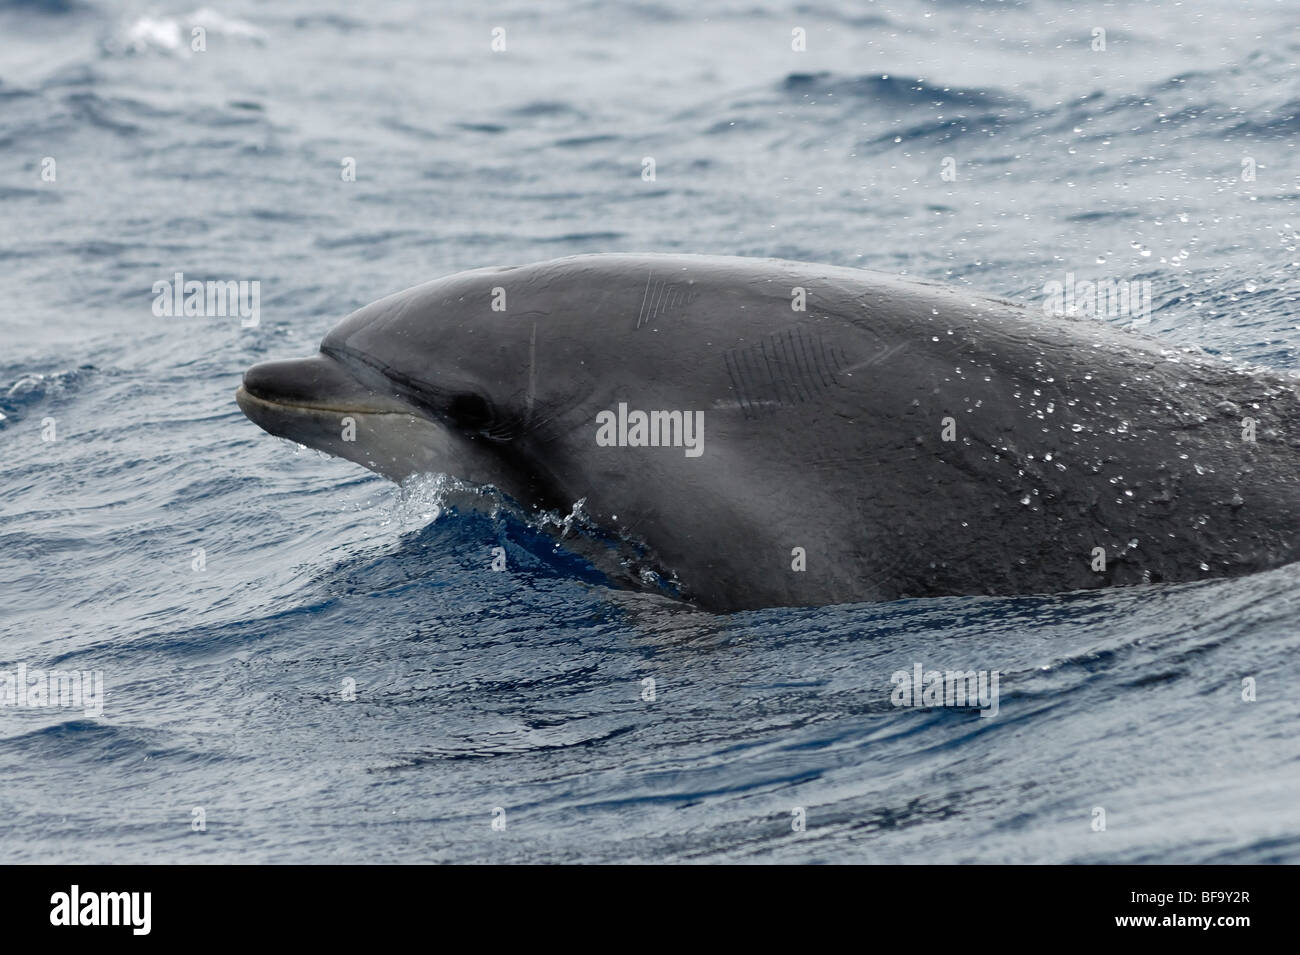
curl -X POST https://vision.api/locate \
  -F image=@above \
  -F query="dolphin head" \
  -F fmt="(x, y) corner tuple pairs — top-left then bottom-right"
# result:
(235, 254), (803, 608)
(235, 266), (600, 512)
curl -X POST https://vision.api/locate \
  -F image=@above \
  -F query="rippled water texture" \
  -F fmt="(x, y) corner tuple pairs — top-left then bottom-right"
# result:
(2, 0), (1299, 862)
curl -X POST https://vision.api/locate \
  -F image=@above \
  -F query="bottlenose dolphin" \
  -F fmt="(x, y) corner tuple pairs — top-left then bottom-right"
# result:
(236, 253), (1300, 611)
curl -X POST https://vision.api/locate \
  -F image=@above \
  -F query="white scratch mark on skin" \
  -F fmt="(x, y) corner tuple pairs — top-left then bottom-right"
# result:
(711, 398), (785, 410)
(527, 320), (537, 423)
(839, 342), (908, 375)
(651, 278), (667, 322)
(637, 272), (654, 329)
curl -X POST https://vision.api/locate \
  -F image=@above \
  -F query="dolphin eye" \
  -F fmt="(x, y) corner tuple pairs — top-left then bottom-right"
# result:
(447, 392), (494, 431)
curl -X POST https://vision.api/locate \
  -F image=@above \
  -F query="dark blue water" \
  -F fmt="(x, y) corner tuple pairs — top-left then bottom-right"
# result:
(2, 0), (1299, 862)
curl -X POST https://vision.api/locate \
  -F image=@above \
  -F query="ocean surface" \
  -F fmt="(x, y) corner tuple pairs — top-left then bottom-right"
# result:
(2, 0), (1299, 863)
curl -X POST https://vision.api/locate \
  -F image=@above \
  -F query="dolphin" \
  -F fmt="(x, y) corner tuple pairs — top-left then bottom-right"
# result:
(236, 253), (1300, 611)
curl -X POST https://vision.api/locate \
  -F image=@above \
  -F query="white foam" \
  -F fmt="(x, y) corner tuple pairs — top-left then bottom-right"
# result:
(115, 8), (267, 57)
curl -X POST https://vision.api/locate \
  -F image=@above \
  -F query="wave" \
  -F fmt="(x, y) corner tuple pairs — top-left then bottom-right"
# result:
(780, 71), (1025, 109)
(0, 0), (89, 14)
(101, 7), (267, 58)
(0, 365), (97, 426)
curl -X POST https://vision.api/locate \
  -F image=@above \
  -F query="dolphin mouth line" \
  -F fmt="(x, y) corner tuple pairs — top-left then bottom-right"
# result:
(234, 384), (416, 418)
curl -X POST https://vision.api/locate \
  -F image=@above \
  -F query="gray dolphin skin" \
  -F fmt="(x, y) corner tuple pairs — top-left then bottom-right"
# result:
(236, 253), (1300, 611)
